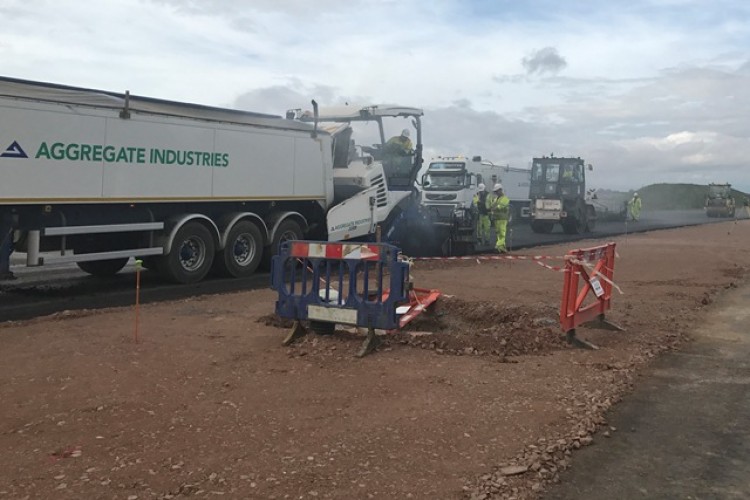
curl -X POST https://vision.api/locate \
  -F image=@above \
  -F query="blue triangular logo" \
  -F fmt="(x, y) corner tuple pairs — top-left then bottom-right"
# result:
(1, 141), (28, 158)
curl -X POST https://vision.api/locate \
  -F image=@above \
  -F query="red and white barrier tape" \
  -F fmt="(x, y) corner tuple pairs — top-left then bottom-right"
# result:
(533, 257), (623, 291)
(568, 258), (624, 294)
(412, 254), (567, 262)
(409, 250), (610, 263)
(535, 261), (568, 272)
(402, 253), (571, 273)
(405, 252), (623, 291)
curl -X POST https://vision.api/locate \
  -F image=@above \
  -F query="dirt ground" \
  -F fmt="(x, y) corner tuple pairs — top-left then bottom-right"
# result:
(2, 221), (750, 500)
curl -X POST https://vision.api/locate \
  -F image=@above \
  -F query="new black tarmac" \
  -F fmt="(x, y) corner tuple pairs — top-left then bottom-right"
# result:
(546, 287), (750, 499)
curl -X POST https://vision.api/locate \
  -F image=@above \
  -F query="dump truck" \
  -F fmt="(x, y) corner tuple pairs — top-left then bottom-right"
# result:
(0, 77), (426, 283)
(529, 155), (596, 234)
(418, 156), (531, 254)
(705, 183), (735, 218)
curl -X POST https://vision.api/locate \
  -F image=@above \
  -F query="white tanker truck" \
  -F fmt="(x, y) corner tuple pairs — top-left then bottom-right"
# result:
(0, 77), (426, 283)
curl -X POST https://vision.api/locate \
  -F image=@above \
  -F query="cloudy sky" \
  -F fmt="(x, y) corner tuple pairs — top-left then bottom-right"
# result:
(2, 0), (749, 190)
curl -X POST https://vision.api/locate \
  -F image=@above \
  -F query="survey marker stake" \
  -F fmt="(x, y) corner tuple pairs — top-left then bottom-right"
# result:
(134, 259), (143, 344)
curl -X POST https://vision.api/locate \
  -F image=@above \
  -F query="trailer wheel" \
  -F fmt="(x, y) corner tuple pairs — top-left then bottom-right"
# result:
(214, 221), (263, 278)
(161, 222), (215, 284)
(531, 221), (554, 234)
(261, 219), (303, 269)
(77, 258), (129, 277)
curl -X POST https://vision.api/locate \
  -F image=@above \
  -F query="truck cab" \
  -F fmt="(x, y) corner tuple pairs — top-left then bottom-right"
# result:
(420, 158), (478, 221)
(529, 156), (595, 234)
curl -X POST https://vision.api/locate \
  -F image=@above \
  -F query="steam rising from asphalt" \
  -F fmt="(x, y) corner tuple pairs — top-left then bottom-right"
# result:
(392, 200), (447, 258)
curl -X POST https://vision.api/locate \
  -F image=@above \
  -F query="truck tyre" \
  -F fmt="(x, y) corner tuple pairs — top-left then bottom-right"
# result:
(261, 219), (303, 270)
(214, 221), (263, 278)
(531, 220), (554, 234)
(160, 222), (215, 284)
(77, 258), (128, 277)
(585, 205), (597, 232)
(562, 215), (585, 235)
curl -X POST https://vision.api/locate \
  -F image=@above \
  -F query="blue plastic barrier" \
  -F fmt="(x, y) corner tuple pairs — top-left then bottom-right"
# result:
(271, 241), (409, 332)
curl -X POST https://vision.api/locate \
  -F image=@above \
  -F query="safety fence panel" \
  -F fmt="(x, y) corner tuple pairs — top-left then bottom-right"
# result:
(559, 242), (617, 333)
(271, 241), (409, 330)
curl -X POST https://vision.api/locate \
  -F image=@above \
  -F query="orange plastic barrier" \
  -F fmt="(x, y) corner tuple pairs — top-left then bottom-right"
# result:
(396, 288), (441, 330)
(559, 242), (621, 348)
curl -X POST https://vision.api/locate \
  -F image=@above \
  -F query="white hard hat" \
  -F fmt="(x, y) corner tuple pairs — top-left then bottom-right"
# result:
(401, 128), (410, 138)
(634, 192), (639, 197)
(477, 183), (486, 191)
(493, 183), (503, 192)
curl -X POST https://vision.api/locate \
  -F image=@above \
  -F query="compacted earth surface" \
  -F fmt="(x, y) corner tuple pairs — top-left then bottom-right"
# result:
(1, 221), (750, 499)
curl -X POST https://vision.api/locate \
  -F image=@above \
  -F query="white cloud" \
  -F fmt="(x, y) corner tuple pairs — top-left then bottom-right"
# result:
(2, 0), (749, 190)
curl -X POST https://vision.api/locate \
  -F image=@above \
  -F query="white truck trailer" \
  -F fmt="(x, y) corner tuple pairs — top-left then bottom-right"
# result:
(0, 77), (424, 283)
(419, 156), (531, 254)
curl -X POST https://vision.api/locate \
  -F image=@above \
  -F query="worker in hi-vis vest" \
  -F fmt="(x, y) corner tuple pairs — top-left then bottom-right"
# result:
(472, 183), (491, 244)
(384, 129), (413, 156)
(489, 183), (510, 253)
(628, 192), (642, 221)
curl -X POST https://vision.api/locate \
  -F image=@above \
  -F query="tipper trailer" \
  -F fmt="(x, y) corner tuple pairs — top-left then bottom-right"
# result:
(0, 77), (425, 283)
